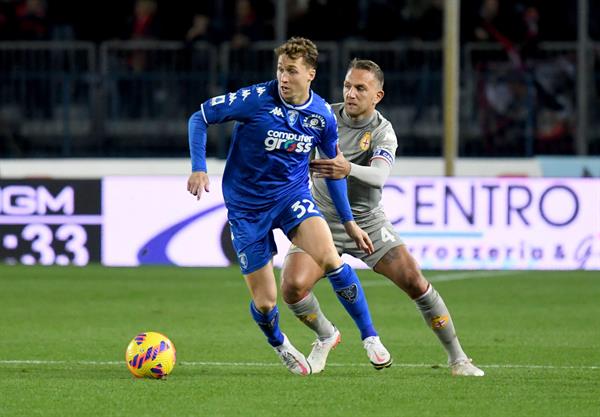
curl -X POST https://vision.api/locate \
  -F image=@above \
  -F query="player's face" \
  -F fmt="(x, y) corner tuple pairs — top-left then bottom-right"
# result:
(276, 54), (316, 105)
(343, 68), (384, 120)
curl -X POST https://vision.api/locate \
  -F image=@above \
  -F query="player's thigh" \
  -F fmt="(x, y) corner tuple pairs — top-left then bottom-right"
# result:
(281, 247), (325, 303)
(291, 216), (341, 271)
(244, 260), (278, 312)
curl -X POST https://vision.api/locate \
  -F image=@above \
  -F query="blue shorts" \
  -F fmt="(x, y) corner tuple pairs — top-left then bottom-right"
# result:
(228, 190), (323, 274)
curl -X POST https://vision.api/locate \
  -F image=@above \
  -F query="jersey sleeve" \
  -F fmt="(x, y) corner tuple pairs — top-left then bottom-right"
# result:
(188, 82), (270, 172)
(317, 105), (353, 223)
(370, 123), (398, 167)
(201, 83), (269, 124)
(348, 158), (392, 188)
(316, 104), (339, 158)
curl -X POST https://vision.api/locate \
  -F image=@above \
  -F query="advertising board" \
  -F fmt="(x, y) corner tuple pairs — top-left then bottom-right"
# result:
(102, 177), (600, 270)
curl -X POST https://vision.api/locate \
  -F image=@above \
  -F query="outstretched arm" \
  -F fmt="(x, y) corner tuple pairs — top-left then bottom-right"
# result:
(310, 144), (391, 187)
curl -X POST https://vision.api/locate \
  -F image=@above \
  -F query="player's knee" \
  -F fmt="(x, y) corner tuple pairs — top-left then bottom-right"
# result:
(312, 251), (341, 272)
(281, 281), (308, 304)
(401, 268), (429, 299)
(388, 265), (426, 298)
(252, 298), (277, 313)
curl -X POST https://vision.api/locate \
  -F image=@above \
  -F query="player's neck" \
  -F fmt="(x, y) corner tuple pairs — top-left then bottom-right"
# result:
(286, 90), (311, 106)
(279, 88), (310, 106)
(341, 108), (376, 128)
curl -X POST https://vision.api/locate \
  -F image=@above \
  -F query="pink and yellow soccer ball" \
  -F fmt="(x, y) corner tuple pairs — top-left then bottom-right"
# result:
(125, 331), (176, 379)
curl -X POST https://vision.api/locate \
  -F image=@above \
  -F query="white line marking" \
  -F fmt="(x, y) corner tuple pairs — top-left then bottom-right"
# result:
(361, 270), (521, 287)
(428, 270), (521, 282)
(0, 359), (597, 370)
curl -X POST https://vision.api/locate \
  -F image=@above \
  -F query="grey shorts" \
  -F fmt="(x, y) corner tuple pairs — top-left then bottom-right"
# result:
(287, 212), (404, 268)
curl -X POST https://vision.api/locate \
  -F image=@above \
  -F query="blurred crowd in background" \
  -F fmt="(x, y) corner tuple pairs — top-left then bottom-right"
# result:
(1, 0), (598, 46)
(1, 0), (599, 159)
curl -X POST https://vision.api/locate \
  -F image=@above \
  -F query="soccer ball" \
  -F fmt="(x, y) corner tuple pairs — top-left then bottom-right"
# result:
(125, 331), (176, 379)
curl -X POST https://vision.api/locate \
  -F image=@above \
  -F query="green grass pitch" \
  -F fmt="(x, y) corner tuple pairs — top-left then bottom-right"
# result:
(1, 265), (598, 417)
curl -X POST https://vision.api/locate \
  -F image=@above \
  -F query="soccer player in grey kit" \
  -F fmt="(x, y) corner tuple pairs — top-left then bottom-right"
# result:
(280, 59), (484, 376)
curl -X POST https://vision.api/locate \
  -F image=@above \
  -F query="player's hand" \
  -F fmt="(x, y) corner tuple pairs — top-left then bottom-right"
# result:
(310, 144), (351, 179)
(343, 221), (374, 255)
(187, 171), (210, 200)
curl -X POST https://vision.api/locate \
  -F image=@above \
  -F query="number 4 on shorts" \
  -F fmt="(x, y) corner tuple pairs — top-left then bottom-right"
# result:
(380, 227), (396, 243)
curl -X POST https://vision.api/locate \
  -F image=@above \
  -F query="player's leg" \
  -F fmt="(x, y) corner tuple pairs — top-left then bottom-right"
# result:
(278, 194), (391, 369)
(292, 216), (378, 339)
(373, 244), (484, 376)
(231, 214), (310, 375)
(244, 261), (311, 376)
(281, 249), (340, 373)
(281, 249), (334, 338)
(245, 260), (282, 344)
(291, 216), (391, 369)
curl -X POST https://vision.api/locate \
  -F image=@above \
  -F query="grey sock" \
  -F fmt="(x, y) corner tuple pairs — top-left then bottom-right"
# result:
(287, 292), (335, 340)
(414, 285), (468, 364)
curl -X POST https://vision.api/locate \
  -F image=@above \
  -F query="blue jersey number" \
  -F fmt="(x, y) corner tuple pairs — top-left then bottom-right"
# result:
(291, 199), (319, 219)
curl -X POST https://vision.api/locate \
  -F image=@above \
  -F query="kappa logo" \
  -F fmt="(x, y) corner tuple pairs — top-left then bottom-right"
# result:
(228, 92), (237, 105)
(270, 106), (284, 118)
(335, 284), (358, 303)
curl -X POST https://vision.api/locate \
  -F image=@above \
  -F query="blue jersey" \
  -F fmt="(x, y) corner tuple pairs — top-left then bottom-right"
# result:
(189, 79), (353, 222)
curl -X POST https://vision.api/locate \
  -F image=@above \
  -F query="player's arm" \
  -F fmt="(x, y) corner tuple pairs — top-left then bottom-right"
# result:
(187, 109), (211, 200)
(310, 145), (392, 187)
(187, 84), (264, 200)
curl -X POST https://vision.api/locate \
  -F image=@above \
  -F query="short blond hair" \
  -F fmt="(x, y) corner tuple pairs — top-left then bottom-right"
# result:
(347, 58), (384, 88)
(274, 37), (319, 69)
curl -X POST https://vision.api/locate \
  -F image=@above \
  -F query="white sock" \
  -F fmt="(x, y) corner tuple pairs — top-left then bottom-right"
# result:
(414, 285), (468, 363)
(287, 292), (336, 340)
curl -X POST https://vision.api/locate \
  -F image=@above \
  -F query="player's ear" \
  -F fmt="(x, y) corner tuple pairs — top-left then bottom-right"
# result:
(374, 89), (384, 105)
(308, 67), (316, 81)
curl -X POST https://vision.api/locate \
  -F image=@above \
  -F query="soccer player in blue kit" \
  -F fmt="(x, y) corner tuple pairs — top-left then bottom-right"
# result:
(187, 37), (392, 375)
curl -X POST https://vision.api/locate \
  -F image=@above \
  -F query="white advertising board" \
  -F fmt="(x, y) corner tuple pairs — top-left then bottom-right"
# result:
(102, 177), (600, 270)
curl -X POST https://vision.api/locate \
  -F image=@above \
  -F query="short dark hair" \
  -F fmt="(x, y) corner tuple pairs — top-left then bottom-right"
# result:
(347, 58), (384, 88)
(274, 37), (319, 69)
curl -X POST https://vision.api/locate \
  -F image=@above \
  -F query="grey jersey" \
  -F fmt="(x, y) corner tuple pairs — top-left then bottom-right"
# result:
(312, 103), (398, 222)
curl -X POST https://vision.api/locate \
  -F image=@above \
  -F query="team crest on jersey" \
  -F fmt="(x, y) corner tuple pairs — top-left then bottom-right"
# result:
(359, 132), (371, 151)
(302, 114), (325, 130)
(287, 110), (299, 125)
(335, 284), (358, 304)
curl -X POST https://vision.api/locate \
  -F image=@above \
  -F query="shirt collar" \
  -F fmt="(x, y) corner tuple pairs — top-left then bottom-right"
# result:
(339, 106), (377, 128)
(277, 85), (314, 110)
